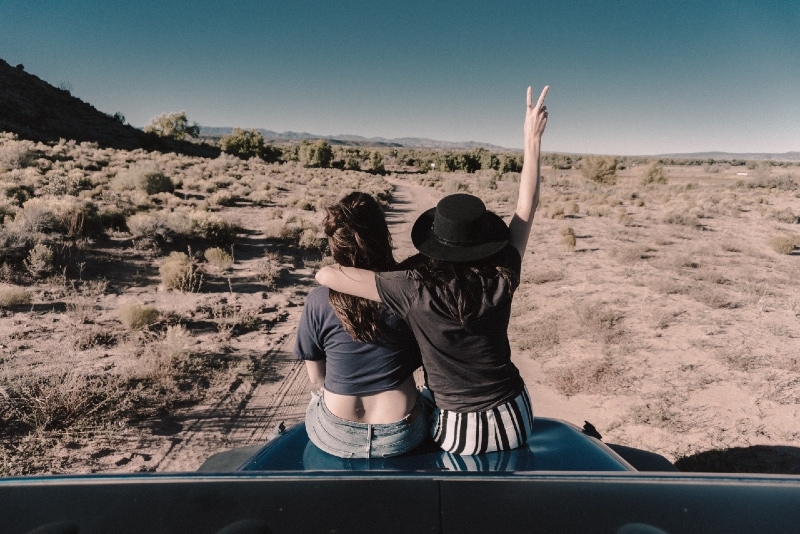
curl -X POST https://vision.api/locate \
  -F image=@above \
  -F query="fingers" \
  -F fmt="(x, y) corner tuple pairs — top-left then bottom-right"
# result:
(527, 85), (550, 110)
(535, 86), (549, 109)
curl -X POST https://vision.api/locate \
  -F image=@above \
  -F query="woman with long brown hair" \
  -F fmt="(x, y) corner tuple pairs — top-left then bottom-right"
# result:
(294, 191), (426, 458)
(315, 85), (549, 455)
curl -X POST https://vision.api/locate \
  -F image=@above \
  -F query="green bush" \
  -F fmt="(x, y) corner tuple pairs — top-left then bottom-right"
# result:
(298, 140), (333, 168)
(144, 111), (200, 140)
(221, 128), (266, 160)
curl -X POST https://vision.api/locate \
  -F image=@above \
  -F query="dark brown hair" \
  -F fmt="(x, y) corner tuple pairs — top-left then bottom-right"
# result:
(325, 192), (396, 343)
(409, 253), (515, 332)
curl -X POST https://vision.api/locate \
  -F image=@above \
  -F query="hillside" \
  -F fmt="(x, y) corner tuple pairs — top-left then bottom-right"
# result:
(0, 59), (218, 157)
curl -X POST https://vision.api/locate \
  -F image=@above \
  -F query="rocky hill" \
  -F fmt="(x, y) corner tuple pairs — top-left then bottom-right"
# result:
(0, 58), (218, 156)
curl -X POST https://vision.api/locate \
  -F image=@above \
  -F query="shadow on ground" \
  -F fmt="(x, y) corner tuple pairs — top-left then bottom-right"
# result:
(675, 445), (800, 474)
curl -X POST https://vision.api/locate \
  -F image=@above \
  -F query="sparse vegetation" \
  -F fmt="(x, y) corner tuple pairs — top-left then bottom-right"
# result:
(159, 251), (203, 292)
(2, 123), (800, 475)
(118, 302), (160, 330)
(144, 111), (200, 140)
(768, 236), (796, 255)
(0, 286), (31, 307)
(203, 247), (233, 271)
(580, 155), (618, 185)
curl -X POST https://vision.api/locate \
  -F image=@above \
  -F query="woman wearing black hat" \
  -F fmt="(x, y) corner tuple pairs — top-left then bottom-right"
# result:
(316, 86), (549, 454)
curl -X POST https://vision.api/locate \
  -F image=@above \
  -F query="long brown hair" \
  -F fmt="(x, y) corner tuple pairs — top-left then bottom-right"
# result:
(325, 192), (396, 342)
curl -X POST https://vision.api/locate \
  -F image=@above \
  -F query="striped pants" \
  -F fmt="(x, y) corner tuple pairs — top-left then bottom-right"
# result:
(431, 386), (534, 455)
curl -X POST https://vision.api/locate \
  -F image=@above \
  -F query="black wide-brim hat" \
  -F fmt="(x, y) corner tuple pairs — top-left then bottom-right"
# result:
(411, 193), (509, 263)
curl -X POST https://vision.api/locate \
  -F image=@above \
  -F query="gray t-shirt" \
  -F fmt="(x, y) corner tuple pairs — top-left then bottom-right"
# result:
(375, 245), (524, 412)
(294, 286), (421, 396)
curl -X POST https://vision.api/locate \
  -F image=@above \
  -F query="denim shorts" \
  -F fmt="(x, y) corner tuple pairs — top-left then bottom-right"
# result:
(305, 390), (428, 458)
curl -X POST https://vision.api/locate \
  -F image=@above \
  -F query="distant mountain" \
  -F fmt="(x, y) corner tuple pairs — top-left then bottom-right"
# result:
(199, 127), (509, 151)
(655, 151), (800, 162)
(0, 58), (218, 156)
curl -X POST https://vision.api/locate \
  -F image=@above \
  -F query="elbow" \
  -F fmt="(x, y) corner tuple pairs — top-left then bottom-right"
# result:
(315, 266), (332, 286)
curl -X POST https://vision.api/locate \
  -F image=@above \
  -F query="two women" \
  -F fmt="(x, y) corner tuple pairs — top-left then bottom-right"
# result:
(304, 85), (549, 456)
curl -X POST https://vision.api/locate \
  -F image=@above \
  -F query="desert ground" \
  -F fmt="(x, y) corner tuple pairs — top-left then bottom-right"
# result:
(1, 136), (799, 474)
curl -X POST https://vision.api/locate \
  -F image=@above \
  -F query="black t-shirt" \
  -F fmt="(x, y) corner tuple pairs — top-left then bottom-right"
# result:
(375, 245), (524, 412)
(293, 286), (421, 396)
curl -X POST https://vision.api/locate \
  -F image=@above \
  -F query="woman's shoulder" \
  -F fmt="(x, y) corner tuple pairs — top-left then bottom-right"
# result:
(305, 285), (331, 308)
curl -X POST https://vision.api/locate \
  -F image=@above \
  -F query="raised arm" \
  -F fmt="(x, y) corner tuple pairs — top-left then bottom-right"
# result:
(508, 85), (549, 258)
(315, 264), (381, 302)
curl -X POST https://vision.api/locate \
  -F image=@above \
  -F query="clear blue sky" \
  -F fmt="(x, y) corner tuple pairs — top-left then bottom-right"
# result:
(2, 1), (798, 155)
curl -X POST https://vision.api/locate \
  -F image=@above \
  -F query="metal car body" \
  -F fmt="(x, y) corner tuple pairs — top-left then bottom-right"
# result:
(3, 418), (800, 534)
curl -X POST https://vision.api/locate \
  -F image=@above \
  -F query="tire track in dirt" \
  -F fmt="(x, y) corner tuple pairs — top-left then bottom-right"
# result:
(154, 318), (310, 472)
(154, 179), (436, 472)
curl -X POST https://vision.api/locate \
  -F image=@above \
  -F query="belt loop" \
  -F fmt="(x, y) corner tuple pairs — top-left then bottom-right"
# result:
(366, 424), (373, 455)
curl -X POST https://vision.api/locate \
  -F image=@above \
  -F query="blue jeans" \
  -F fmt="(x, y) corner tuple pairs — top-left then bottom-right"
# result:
(305, 390), (428, 458)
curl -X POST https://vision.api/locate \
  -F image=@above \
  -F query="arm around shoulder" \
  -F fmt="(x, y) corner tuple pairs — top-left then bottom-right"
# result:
(315, 264), (381, 302)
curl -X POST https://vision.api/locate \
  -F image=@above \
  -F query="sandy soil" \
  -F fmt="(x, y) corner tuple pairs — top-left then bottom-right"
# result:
(3, 164), (799, 474)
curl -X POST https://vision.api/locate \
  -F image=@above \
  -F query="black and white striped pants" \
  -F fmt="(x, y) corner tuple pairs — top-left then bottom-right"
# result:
(431, 386), (534, 455)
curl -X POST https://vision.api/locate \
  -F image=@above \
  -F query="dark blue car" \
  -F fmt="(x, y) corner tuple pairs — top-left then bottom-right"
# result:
(5, 418), (800, 533)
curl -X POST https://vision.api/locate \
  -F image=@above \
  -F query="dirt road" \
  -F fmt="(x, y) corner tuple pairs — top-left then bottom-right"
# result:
(151, 178), (437, 472)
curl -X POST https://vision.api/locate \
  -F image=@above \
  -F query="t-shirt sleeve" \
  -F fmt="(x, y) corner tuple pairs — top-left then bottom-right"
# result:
(293, 293), (326, 361)
(375, 270), (420, 318)
(499, 245), (523, 290)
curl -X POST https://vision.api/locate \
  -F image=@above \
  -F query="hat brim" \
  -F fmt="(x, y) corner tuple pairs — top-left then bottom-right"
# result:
(411, 207), (510, 263)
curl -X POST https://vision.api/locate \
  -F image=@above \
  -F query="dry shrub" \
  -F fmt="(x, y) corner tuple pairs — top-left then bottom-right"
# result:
(524, 269), (564, 285)
(515, 312), (562, 355)
(716, 345), (760, 372)
(662, 206), (701, 227)
(765, 208), (798, 224)
(629, 393), (692, 432)
(159, 251), (203, 292)
(256, 252), (283, 288)
(580, 155), (618, 185)
(576, 302), (624, 336)
(0, 370), (131, 433)
(23, 242), (54, 278)
(757, 371), (800, 405)
(298, 228), (323, 250)
(563, 201), (580, 216)
(616, 211), (634, 226)
(112, 164), (174, 195)
(585, 205), (611, 217)
(263, 219), (302, 242)
(210, 190), (236, 207)
(118, 302), (160, 330)
(126, 212), (167, 239)
(204, 247), (233, 271)
(550, 357), (627, 397)
(768, 236), (796, 255)
(73, 329), (116, 350)
(0, 286), (31, 307)
(546, 204), (565, 219)
(611, 244), (653, 264)
(560, 226), (576, 249)
(688, 285), (739, 309)
(642, 163), (668, 185)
